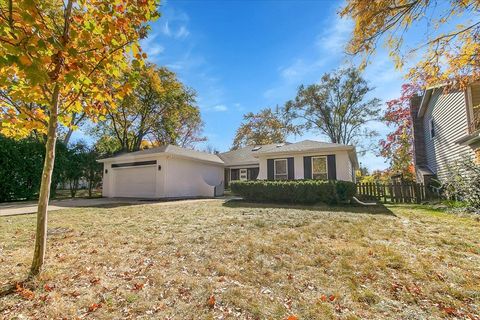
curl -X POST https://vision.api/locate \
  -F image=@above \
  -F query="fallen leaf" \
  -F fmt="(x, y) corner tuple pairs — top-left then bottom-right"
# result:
(391, 282), (402, 293)
(320, 294), (327, 302)
(16, 284), (35, 300)
(329, 295), (336, 301)
(440, 306), (456, 315)
(87, 303), (102, 313)
(286, 315), (298, 320)
(43, 283), (54, 292)
(132, 283), (144, 291)
(207, 294), (215, 308)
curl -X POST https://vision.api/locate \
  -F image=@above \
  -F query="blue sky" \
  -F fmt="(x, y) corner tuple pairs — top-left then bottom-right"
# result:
(141, 0), (407, 171)
(78, 0), (410, 171)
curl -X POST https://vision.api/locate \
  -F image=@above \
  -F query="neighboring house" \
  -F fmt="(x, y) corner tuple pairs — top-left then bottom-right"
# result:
(98, 145), (225, 198)
(411, 82), (480, 184)
(219, 140), (358, 188)
(98, 139), (359, 198)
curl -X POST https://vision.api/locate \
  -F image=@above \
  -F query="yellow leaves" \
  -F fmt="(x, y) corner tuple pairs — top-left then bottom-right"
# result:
(341, 0), (480, 89)
(18, 55), (32, 66)
(1, 0), (159, 137)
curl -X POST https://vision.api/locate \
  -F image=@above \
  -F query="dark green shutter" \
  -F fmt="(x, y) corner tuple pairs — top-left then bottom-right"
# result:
(327, 155), (337, 180)
(303, 156), (312, 179)
(287, 157), (294, 180)
(248, 167), (259, 180)
(267, 159), (274, 180)
(231, 169), (239, 180)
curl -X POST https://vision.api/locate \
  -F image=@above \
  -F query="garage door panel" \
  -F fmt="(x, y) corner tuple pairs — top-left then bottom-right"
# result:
(113, 166), (156, 198)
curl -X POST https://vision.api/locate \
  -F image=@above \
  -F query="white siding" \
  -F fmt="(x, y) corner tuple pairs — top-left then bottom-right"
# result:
(423, 88), (475, 181)
(164, 156), (224, 198)
(102, 154), (223, 198)
(257, 150), (354, 182)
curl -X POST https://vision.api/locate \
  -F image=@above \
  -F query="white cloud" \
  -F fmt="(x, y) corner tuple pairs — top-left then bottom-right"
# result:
(159, 6), (190, 40)
(175, 26), (190, 39)
(280, 58), (327, 82)
(161, 21), (172, 37)
(140, 33), (165, 59)
(316, 17), (353, 53)
(212, 104), (228, 112)
(148, 44), (165, 56)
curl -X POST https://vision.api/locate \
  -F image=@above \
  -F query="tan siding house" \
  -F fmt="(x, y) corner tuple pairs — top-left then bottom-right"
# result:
(412, 83), (480, 183)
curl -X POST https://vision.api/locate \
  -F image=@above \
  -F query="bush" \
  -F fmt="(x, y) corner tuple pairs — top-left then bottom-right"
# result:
(442, 160), (480, 209)
(230, 180), (356, 205)
(0, 136), (68, 202)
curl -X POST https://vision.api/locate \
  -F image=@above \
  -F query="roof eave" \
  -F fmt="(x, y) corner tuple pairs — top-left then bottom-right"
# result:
(418, 88), (433, 117)
(97, 151), (224, 166)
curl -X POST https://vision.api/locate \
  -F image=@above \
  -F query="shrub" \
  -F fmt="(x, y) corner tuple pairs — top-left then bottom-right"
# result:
(442, 160), (480, 209)
(0, 136), (68, 202)
(230, 180), (356, 205)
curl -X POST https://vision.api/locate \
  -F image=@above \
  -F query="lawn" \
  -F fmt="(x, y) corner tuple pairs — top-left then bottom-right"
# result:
(1, 200), (479, 319)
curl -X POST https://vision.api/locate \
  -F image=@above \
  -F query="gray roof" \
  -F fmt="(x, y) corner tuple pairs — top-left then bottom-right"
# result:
(257, 139), (353, 154)
(219, 140), (356, 166)
(218, 143), (281, 166)
(98, 145), (224, 165)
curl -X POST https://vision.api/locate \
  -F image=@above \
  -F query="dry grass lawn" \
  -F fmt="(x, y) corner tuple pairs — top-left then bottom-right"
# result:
(1, 200), (479, 319)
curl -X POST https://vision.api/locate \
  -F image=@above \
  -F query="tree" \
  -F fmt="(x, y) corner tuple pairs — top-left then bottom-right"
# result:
(0, 0), (158, 276)
(341, 0), (480, 89)
(82, 146), (103, 197)
(63, 142), (87, 197)
(232, 107), (297, 150)
(379, 84), (421, 181)
(284, 67), (381, 149)
(97, 64), (205, 152)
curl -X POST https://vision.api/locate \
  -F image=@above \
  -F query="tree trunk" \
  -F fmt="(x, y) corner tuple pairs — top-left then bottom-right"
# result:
(63, 127), (74, 145)
(30, 85), (60, 277)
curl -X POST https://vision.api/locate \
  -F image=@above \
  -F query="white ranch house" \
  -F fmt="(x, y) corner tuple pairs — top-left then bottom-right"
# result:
(98, 140), (359, 199)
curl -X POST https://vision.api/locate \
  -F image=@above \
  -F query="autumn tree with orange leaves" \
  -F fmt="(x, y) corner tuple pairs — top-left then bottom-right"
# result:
(341, 0), (480, 89)
(232, 107), (298, 150)
(379, 84), (422, 181)
(0, 0), (159, 276)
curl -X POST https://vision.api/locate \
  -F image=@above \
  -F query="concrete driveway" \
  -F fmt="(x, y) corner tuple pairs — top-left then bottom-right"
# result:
(0, 197), (229, 217)
(0, 198), (140, 217)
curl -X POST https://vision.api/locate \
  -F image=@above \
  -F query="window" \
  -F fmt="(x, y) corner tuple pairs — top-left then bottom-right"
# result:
(429, 118), (435, 139)
(274, 159), (288, 180)
(239, 169), (247, 180)
(312, 156), (328, 180)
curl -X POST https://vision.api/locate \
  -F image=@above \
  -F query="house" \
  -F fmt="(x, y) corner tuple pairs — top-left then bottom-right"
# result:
(98, 145), (225, 198)
(98, 139), (359, 199)
(219, 140), (358, 188)
(411, 82), (480, 184)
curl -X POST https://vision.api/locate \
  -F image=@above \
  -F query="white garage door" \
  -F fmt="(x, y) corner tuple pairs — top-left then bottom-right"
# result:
(113, 165), (156, 198)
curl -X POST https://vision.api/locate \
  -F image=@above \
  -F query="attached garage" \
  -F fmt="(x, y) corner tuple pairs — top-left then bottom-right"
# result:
(98, 145), (224, 199)
(112, 163), (157, 198)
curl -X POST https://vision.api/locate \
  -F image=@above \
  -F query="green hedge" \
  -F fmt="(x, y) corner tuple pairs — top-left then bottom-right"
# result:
(230, 180), (356, 204)
(0, 136), (68, 202)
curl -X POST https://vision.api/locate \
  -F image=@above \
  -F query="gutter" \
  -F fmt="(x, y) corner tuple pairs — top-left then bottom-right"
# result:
(254, 146), (355, 157)
(97, 152), (225, 166)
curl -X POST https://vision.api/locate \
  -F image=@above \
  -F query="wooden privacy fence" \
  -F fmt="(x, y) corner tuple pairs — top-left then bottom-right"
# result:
(356, 182), (438, 203)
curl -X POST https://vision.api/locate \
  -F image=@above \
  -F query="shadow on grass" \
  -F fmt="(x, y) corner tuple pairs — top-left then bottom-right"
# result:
(223, 199), (396, 216)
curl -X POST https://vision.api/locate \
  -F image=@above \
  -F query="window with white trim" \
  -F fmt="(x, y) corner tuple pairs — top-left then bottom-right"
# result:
(312, 156), (328, 180)
(239, 169), (247, 180)
(274, 159), (288, 180)
(429, 118), (435, 139)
